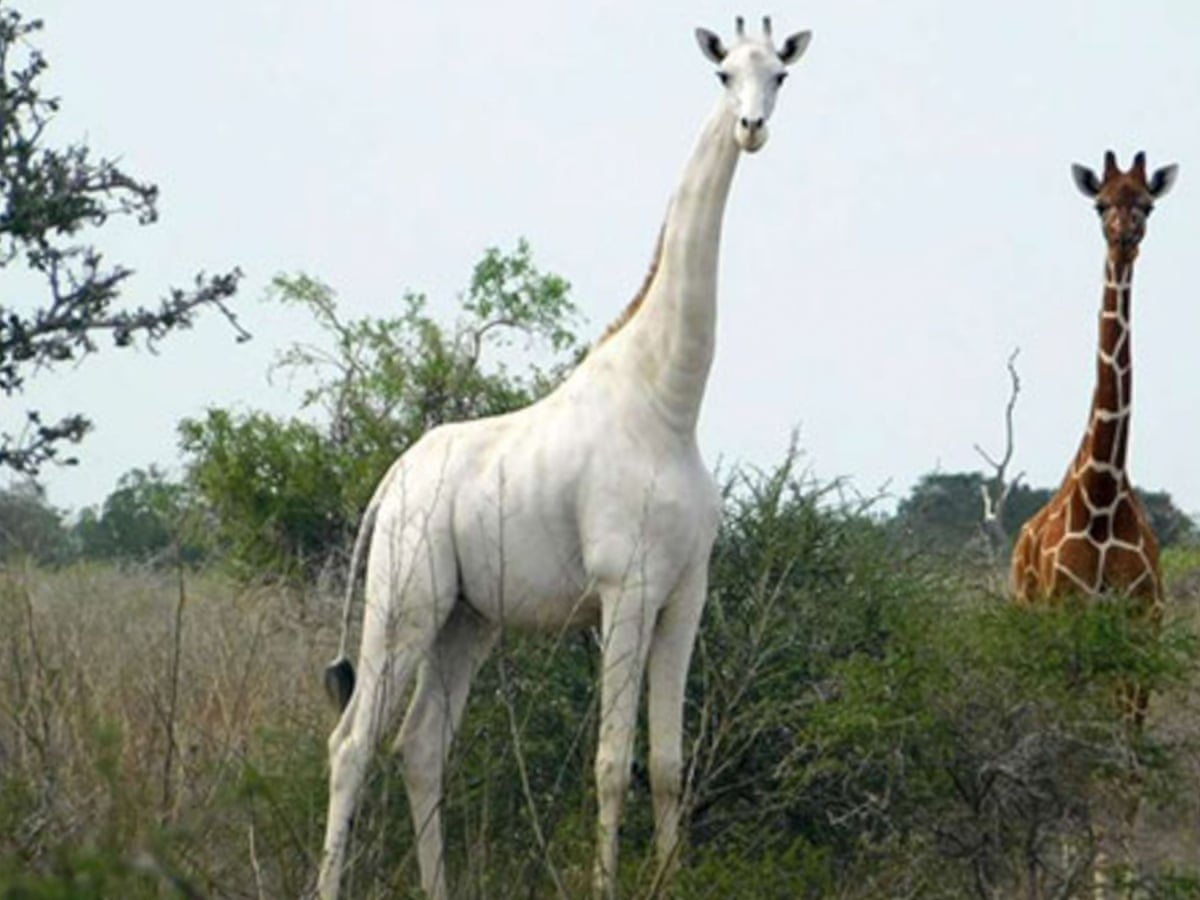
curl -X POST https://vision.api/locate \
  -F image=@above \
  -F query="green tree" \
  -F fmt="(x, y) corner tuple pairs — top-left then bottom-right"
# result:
(73, 466), (200, 564)
(895, 472), (1196, 555)
(894, 471), (1052, 552)
(0, 6), (244, 474)
(178, 410), (345, 577)
(1140, 488), (1197, 549)
(0, 479), (69, 563)
(180, 240), (581, 577)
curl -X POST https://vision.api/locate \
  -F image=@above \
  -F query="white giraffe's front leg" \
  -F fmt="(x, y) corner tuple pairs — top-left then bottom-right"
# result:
(592, 580), (658, 900)
(646, 557), (708, 882)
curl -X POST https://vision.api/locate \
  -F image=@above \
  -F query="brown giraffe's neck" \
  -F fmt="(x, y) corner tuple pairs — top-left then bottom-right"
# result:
(1069, 254), (1137, 501)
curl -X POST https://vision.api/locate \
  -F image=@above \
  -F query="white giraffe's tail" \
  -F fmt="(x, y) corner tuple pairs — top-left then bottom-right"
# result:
(323, 467), (394, 712)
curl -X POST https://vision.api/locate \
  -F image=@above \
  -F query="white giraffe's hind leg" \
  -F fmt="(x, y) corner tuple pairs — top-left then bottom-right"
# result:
(394, 602), (498, 900)
(318, 630), (423, 900)
(317, 523), (459, 900)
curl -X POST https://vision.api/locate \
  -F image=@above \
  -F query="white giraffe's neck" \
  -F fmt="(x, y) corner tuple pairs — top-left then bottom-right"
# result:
(619, 100), (741, 433)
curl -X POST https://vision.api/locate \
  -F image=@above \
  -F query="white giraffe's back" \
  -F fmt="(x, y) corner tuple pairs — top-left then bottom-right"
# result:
(369, 346), (720, 632)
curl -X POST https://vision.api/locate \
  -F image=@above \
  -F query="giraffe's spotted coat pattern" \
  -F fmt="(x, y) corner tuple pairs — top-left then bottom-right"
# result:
(1011, 261), (1164, 617)
(1011, 151), (1175, 628)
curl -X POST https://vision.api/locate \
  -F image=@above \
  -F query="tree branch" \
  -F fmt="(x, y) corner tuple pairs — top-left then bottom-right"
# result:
(975, 347), (1023, 559)
(0, 7), (246, 473)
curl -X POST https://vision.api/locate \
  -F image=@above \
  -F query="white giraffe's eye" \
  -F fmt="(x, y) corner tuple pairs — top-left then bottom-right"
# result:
(716, 71), (730, 86)
(775, 72), (788, 86)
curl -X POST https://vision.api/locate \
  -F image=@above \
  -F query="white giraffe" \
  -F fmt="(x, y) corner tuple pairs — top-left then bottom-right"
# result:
(316, 17), (811, 900)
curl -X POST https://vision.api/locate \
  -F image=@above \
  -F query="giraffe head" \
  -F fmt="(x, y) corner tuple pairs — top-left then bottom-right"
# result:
(695, 16), (811, 154)
(1071, 151), (1178, 259)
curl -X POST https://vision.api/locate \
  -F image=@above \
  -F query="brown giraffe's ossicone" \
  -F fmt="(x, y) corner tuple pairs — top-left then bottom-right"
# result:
(1011, 150), (1176, 621)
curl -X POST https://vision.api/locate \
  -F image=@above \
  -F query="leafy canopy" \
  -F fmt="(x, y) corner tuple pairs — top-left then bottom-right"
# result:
(180, 239), (581, 577)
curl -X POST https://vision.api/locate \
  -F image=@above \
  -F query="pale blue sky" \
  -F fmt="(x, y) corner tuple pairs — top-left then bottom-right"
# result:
(15, 1), (1200, 516)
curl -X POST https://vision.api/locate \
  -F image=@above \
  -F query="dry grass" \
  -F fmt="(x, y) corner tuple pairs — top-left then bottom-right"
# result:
(0, 562), (336, 897)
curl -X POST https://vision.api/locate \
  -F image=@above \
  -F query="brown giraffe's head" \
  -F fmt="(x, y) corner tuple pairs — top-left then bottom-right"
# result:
(1071, 151), (1178, 260)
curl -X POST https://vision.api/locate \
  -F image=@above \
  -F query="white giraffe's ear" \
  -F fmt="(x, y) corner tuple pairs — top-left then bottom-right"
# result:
(1148, 164), (1179, 199)
(1071, 163), (1101, 198)
(778, 30), (812, 65)
(694, 27), (726, 64)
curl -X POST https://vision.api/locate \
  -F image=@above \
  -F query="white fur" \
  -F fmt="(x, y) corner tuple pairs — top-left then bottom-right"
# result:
(316, 18), (809, 900)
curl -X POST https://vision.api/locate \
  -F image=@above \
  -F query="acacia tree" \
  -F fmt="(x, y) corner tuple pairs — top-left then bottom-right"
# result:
(0, 6), (245, 474)
(180, 240), (580, 578)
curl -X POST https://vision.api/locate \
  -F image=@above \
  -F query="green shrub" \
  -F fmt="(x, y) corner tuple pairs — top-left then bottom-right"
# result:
(2, 448), (1198, 898)
(179, 241), (581, 581)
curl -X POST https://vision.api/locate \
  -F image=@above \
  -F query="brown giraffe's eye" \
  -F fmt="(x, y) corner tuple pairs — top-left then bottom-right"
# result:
(1095, 202), (1109, 214)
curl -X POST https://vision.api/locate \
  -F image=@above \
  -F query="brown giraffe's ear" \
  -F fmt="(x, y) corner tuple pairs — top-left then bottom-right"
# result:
(695, 27), (726, 64)
(1072, 163), (1101, 198)
(1148, 164), (1179, 199)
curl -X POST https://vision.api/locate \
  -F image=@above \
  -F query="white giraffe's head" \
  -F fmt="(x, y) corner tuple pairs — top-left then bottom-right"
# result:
(695, 16), (811, 153)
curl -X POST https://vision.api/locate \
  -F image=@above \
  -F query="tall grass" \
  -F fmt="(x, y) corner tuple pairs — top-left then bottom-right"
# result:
(0, 563), (330, 898)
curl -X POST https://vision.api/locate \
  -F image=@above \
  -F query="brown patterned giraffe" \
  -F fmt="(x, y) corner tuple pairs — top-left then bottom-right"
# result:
(1010, 150), (1177, 898)
(1011, 150), (1177, 628)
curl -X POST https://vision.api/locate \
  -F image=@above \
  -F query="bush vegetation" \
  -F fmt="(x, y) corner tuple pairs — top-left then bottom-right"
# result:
(2, 451), (1199, 898)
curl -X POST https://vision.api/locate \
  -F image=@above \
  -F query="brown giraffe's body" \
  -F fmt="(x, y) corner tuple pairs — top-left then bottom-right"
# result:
(1010, 151), (1175, 626)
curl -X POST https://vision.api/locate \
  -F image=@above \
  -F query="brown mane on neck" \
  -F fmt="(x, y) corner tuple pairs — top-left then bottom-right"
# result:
(594, 224), (665, 348)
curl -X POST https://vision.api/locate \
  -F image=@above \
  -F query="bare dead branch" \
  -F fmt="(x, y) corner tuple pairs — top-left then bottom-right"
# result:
(975, 348), (1024, 559)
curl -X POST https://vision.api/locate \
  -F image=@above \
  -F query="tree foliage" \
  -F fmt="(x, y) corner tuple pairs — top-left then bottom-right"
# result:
(1140, 489), (1197, 549)
(0, 5), (245, 474)
(178, 410), (345, 578)
(180, 240), (581, 577)
(894, 471), (1052, 552)
(895, 470), (1196, 555)
(73, 466), (200, 564)
(0, 479), (68, 563)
